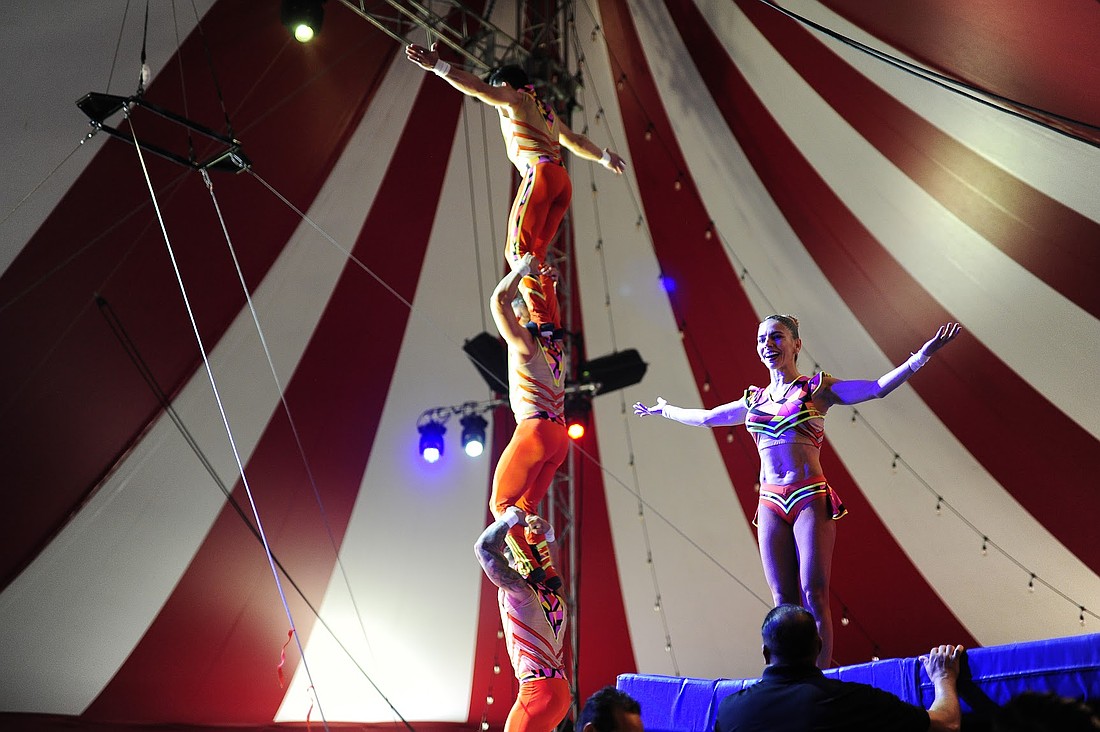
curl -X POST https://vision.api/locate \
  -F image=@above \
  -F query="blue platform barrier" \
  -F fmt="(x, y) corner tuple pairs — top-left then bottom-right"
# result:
(617, 633), (1100, 732)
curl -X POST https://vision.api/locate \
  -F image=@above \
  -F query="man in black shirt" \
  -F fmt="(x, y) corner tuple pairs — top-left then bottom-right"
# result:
(714, 605), (963, 732)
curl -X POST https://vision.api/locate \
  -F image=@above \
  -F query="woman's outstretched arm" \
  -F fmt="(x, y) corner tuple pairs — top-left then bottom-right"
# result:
(633, 396), (749, 427)
(825, 323), (961, 406)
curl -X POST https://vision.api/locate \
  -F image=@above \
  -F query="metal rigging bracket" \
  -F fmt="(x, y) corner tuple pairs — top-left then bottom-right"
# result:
(76, 91), (251, 174)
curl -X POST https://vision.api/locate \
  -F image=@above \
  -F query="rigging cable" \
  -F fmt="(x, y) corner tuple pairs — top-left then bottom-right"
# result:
(198, 165), (416, 730)
(121, 107), (333, 731)
(175, 4), (413, 723)
(563, 15), (688, 676)
(755, 0), (1100, 147)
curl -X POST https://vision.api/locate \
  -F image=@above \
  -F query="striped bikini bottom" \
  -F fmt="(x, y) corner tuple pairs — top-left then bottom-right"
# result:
(753, 475), (848, 527)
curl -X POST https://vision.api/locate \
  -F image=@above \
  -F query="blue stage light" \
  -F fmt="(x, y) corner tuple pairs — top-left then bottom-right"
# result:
(461, 414), (488, 458)
(418, 421), (446, 463)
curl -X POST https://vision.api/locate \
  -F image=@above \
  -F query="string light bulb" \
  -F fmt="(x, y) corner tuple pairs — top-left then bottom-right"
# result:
(981, 537), (988, 556)
(840, 608), (850, 626)
(935, 497), (943, 516)
(482, 722), (490, 731)
(486, 696), (494, 705)
(493, 664), (500, 674)
(1080, 607), (1086, 626)
(1028, 574), (1036, 592)
(645, 123), (654, 141)
(617, 74), (626, 90)
(891, 454), (899, 473)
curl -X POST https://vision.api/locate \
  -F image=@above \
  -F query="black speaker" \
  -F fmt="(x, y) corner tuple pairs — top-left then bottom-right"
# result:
(463, 332), (508, 394)
(579, 349), (647, 395)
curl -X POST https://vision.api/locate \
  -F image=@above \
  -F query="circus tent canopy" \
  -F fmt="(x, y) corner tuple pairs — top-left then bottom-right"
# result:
(1, 0), (1098, 730)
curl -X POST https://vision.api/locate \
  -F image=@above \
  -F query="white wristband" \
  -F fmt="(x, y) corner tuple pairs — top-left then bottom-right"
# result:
(907, 352), (929, 372)
(661, 404), (682, 420)
(433, 60), (451, 77)
(502, 506), (523, 527)
(545, 527), (556, 544)
(600, 148), (611, 165)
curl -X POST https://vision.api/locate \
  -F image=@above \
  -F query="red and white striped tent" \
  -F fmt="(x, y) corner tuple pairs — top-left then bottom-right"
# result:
(2, 1), (1098, 730)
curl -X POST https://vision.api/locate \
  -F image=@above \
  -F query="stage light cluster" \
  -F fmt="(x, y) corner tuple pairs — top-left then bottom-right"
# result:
(416, 403), (496, 464)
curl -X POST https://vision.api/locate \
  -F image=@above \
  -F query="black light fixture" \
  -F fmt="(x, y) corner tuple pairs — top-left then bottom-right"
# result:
(460, 413), (489, 458)
(281, 0), (326, 43)
(578, 349), (647, 395)
(418, 420), (446, 463)
(463, 332), (509, 395)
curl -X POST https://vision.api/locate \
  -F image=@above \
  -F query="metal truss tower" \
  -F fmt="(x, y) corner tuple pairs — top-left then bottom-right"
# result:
(338, 1), (587, 724)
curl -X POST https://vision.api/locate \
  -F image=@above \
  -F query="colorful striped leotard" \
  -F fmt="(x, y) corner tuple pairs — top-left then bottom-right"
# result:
(499, 583), (567, 683)
(509, 332), (565, 424)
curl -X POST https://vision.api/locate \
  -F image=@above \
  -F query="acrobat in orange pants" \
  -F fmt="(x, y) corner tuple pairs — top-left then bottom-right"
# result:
(506, 161), (572, 329)
(504, 677), (571, 732)
(491, 416), (569, 577)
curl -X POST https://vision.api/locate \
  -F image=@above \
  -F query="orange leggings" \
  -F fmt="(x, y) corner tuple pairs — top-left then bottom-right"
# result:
(506, 162), (572, 328)
(491, 417), (569, 559)
(504, 677), (571, 732)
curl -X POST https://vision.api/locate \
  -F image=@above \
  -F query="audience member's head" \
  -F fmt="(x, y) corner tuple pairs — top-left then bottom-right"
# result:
(761, 604), (820, 666)
(577, 686), (643, 732)
(993, 691), (1100, 732)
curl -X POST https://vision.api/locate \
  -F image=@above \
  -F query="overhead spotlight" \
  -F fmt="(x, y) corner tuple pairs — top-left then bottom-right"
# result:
(461, 413), (489, 458)
(281, 0), (326, 43)
(418, 420), (446, 463)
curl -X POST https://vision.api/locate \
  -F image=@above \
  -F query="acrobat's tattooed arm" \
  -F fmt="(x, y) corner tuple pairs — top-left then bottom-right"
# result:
(474, 506), (530, 595)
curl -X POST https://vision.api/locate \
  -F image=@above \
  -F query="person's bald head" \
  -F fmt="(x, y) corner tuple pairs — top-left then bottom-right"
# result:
(761, 605), (820, 666)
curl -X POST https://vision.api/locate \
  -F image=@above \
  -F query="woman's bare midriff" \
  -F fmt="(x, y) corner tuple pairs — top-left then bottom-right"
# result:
(757, 440), (823, 485)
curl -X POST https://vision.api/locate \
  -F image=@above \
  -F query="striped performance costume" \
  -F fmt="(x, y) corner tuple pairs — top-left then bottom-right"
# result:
(499, 582), (570, 732)
(499, 86), (570, 329)
(744, 372), (847, 525)
(491, 326), (567, 579)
